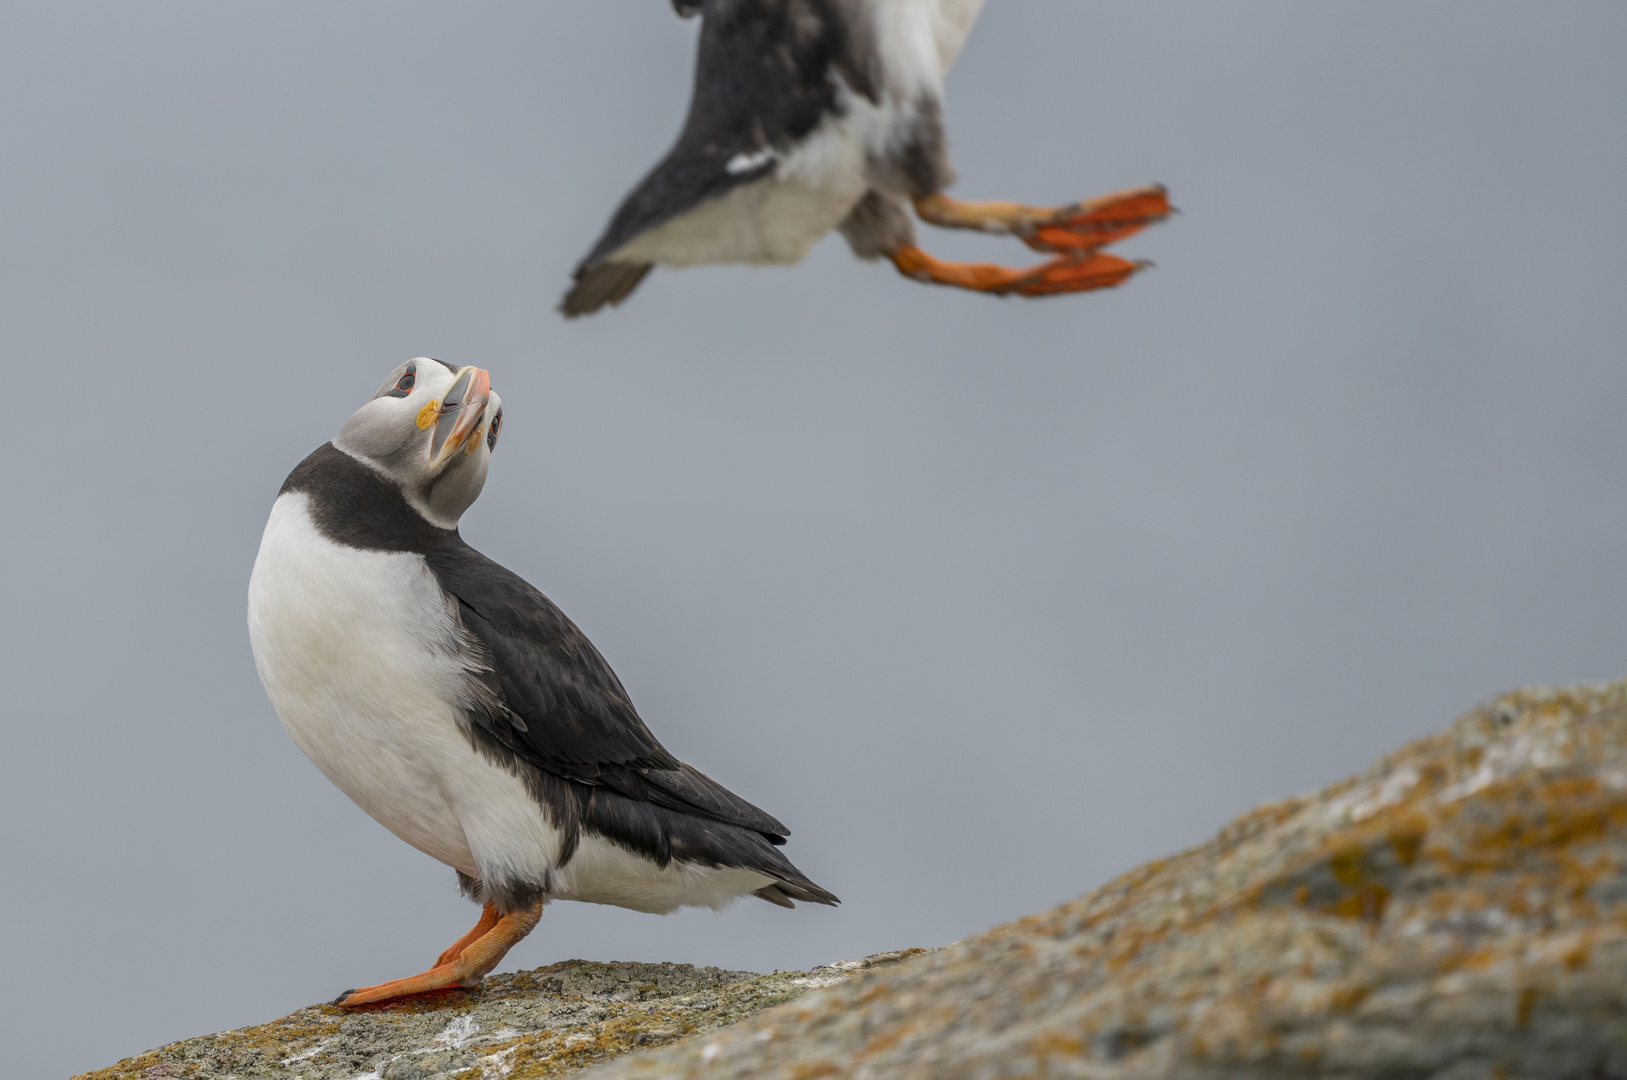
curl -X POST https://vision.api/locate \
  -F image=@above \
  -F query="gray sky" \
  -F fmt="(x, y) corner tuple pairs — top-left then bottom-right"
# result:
(3, 2), (1624, 1074)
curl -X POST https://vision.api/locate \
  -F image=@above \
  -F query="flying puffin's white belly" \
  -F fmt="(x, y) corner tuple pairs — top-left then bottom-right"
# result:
(246, 493), (774, 913)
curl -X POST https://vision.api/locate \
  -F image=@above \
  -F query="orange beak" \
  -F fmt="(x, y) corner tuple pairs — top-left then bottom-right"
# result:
(429, 367), (491, 467)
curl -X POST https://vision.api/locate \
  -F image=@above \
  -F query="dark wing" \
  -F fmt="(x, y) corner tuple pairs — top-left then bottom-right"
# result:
(424, 542), (791, 840)
(560, 0), (878, 316)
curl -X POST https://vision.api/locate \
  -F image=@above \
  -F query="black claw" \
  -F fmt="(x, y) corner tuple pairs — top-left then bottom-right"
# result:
(332, 989), (357, 1007)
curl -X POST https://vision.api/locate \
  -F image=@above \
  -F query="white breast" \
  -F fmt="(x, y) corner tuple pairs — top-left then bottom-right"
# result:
(246, 493), (774, 913)
(247, 493), (562, 884)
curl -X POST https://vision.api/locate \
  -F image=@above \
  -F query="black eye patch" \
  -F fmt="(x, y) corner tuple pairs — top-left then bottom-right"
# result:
(386, 363), (417, 398)
(487, 408), (503, 450)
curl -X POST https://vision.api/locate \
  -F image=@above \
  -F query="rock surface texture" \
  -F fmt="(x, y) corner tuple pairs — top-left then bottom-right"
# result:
(77, 953), (929, 1080)
(82, 682), (1627, 1079)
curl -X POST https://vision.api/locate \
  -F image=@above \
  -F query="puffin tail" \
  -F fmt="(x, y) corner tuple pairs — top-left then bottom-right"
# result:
(758, 877), (840, 907)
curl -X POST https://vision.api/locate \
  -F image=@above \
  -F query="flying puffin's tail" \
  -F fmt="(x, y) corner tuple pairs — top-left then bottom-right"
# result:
(560, 260), (653, 318)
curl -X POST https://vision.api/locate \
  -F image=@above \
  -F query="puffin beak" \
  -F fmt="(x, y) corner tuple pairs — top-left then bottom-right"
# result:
(429, 367), (492, 467)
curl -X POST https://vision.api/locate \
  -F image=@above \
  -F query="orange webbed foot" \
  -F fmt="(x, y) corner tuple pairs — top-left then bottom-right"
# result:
(890, 246), (1146, 298)
(902, 184), (1168, 298)
(1008, 251), (1146, 296)
(333, 900), (541, 1009)
(1018, 184), (1172, 254)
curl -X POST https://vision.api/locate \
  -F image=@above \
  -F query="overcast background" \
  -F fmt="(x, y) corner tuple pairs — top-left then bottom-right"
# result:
(2, 1), (1624, 1074)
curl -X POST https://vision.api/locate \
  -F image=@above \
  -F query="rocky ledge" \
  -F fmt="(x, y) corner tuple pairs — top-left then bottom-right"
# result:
(81, 681), (1627, 1080)
(77, 951), (931, 1080)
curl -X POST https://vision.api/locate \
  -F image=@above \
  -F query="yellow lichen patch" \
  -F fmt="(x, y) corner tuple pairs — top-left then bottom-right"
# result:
(1330, 981), (1371, 1012)
(1390, 828), (1426, 866)
(1328, 848), (1365, 886)
(1029, 1028), (1086, 1057)
(788, 1063), (840, 1079)
(1427, 778), (1627, 879)
(1329, 883), (1390, 921)
(1104, 925), (1169, 970)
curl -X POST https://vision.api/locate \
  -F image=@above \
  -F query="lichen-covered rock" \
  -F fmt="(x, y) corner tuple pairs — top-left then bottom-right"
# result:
(79, 682), (1627, 1080)
(584, 682), (1627, 1080)
(73, 952), (929, 1080)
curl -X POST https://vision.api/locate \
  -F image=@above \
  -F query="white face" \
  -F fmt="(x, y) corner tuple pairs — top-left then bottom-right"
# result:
(333, 357), (505, 527)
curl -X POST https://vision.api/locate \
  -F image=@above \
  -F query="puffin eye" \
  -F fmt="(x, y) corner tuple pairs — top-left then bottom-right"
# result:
(487, 409), (502, 451)
(384, 362), (418, 399)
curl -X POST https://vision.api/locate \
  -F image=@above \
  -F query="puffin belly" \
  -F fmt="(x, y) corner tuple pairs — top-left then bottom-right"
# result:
(246, 494), (561, 886)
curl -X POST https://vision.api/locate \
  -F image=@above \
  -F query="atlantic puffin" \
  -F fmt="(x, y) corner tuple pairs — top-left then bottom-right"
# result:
(561, 0), (1169, 316)
(247, 359), (837, 1007)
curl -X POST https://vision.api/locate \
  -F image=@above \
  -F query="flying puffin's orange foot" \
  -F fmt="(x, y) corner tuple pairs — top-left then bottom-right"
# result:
(1011, 252), (1147, 295)
(914, 185), (1171, 254)
(1021, 185), (1171, 254)
(333, 900), (542, 1009)
(890, 245), (1145, 297)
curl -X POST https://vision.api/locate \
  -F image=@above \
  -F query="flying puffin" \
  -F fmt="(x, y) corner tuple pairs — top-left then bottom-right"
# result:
(247, 359), (836, 1007)
(560, 0), (1169, 316)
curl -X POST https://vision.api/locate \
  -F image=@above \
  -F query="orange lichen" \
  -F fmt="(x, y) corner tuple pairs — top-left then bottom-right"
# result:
(1330, 884), (1391, 921)
(788, 1063), (840, 1079)
(1029, 1030), (1087, 1057)
(1390, 829), (1426, 866)
(1328, 848), (1365, 887)
(1329, 982), (1371, 1012)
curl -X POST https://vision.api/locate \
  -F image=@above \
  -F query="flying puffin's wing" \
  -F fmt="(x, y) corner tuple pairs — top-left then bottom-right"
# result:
(561, 0), (877, 316)
(424, 542), (792, 840)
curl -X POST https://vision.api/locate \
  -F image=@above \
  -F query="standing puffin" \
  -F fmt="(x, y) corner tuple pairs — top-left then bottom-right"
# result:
(561, 0), (1169, 316)
(248, 359), (836, 1007)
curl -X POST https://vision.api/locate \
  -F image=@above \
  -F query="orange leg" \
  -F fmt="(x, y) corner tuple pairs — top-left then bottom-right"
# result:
(333, 900), (542, 1008)
(915, 184), (1171, 254)
(890, 245), (1145, 298)
(433, 902), (500, 968)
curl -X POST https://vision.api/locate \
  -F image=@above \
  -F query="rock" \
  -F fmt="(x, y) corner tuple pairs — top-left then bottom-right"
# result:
(78, 682), (1627, 1079)
(584, 682), (1627, 1080)
(73, 953), (933, 1080)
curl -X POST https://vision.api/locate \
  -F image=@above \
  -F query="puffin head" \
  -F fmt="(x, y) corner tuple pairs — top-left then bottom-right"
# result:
(333, 357), (504, 529)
